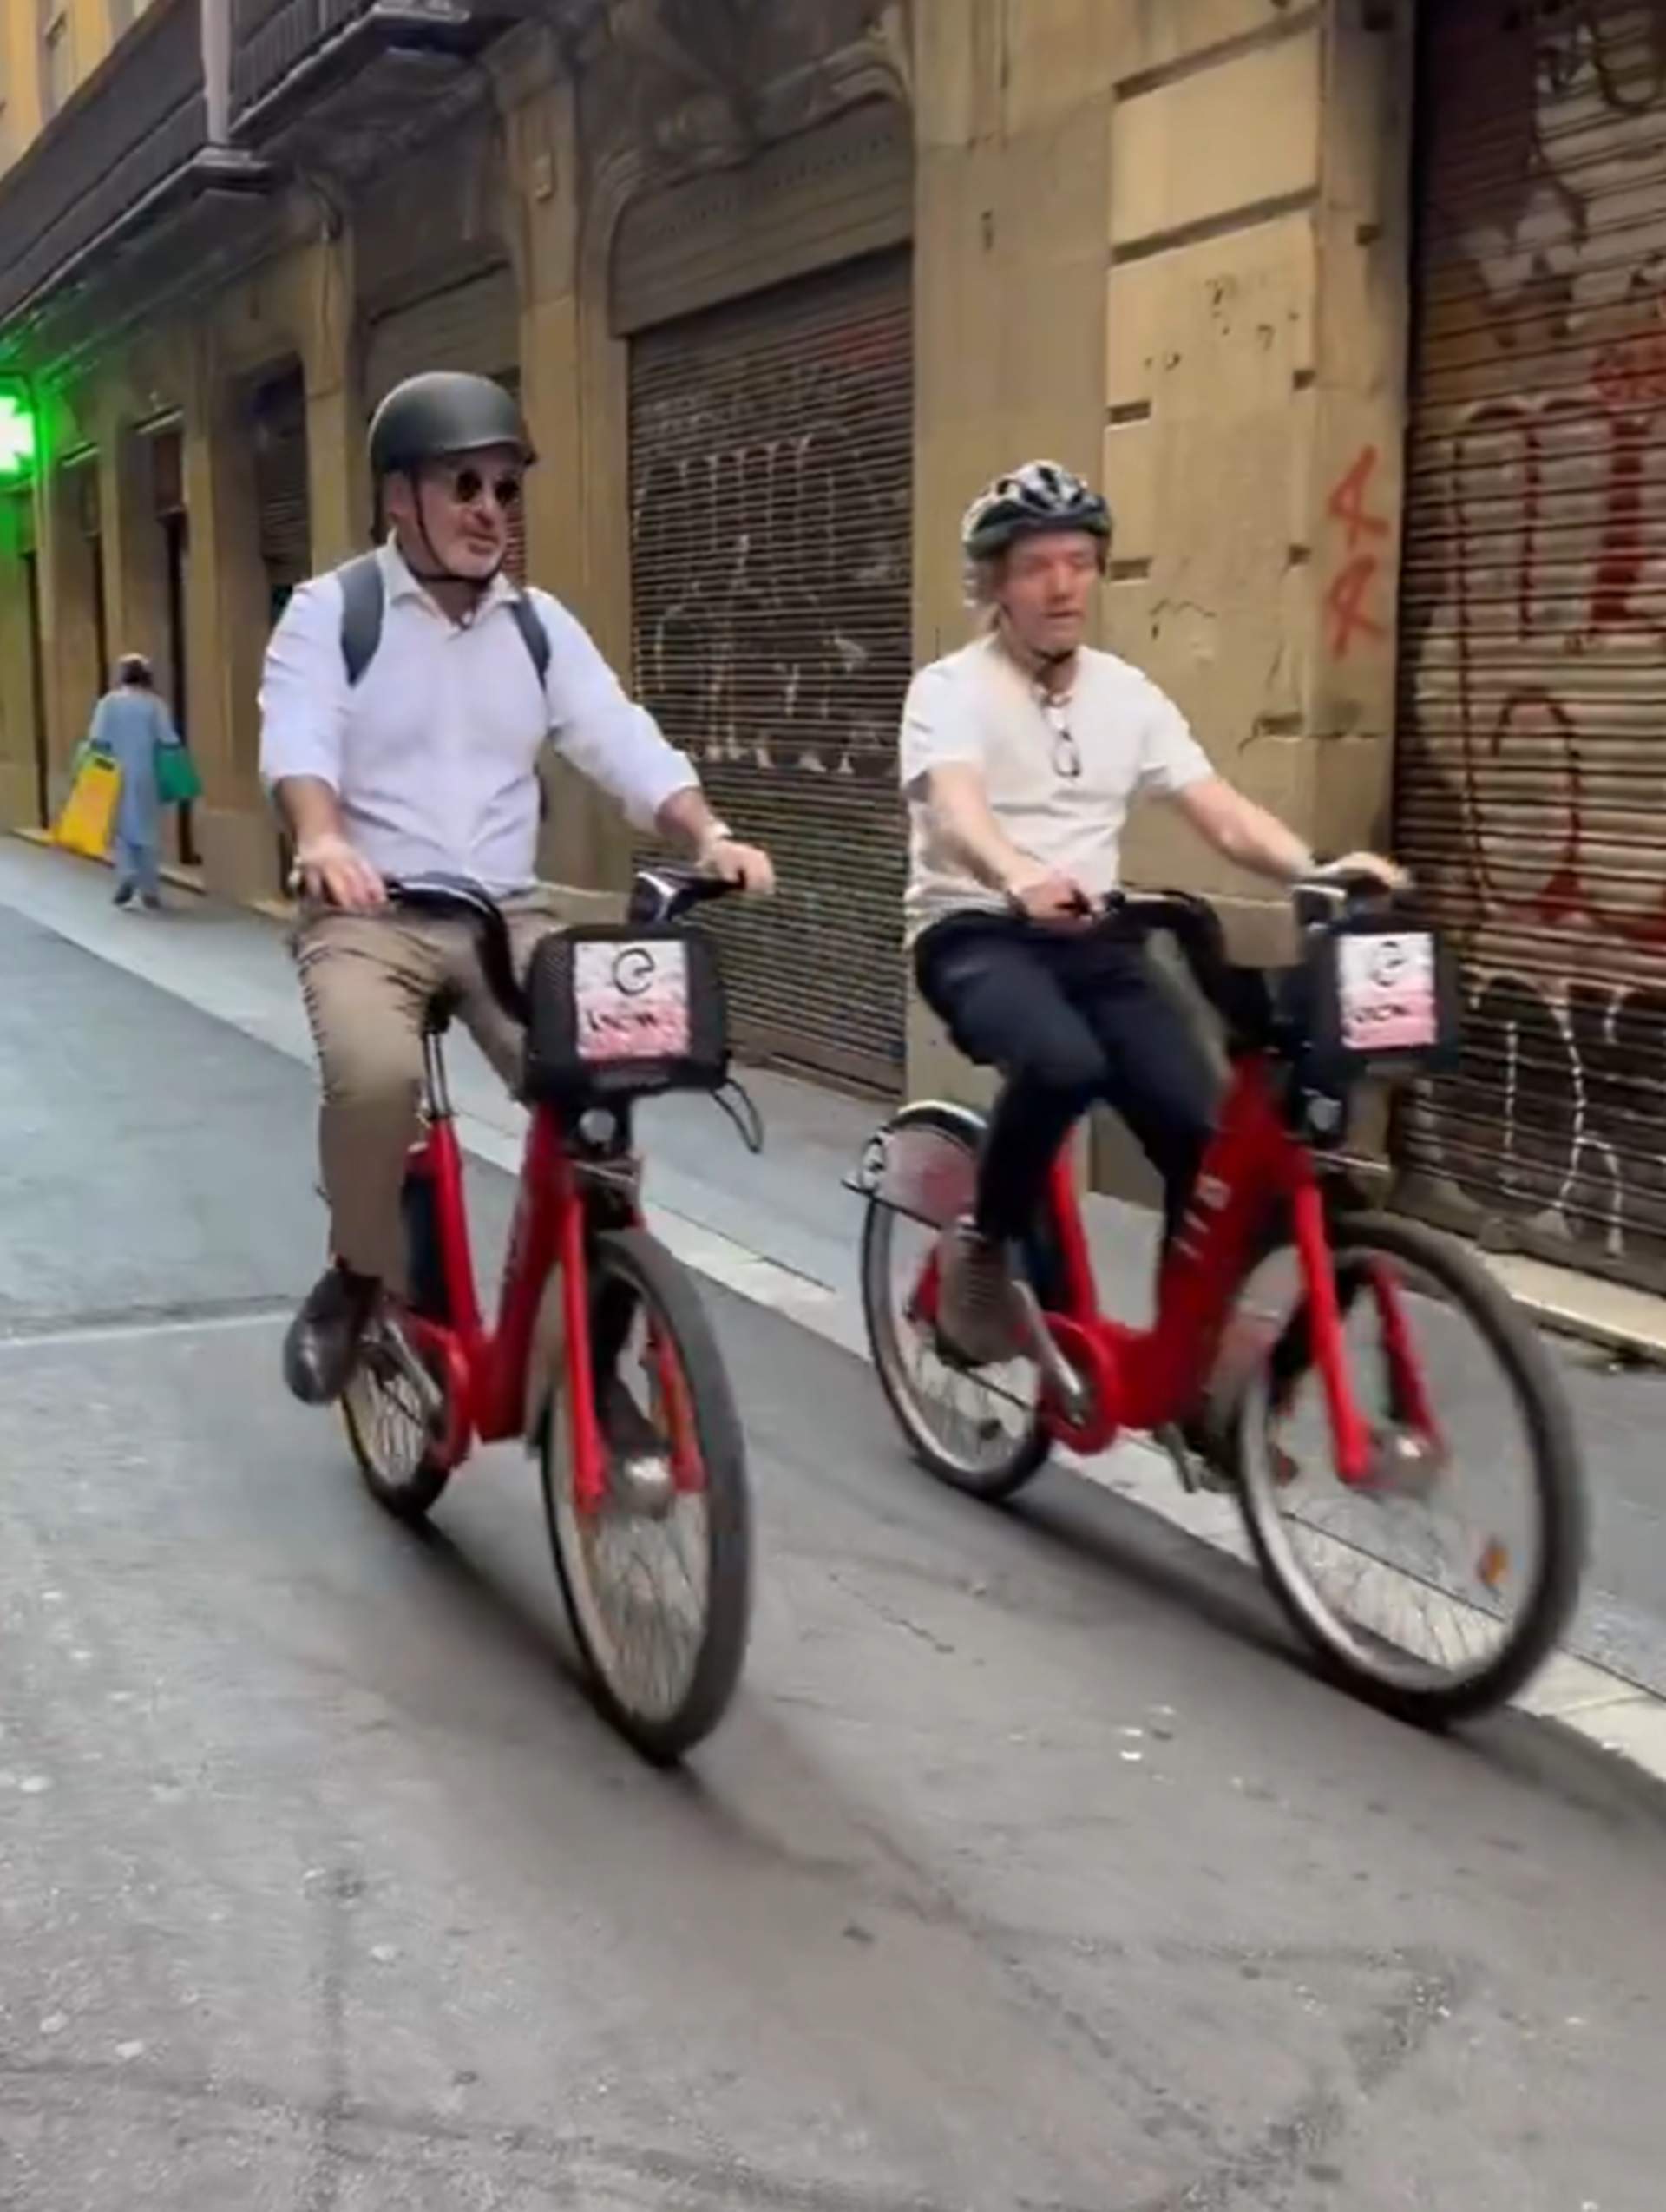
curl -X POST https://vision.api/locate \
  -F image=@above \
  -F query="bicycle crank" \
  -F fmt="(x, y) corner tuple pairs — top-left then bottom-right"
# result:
(1013, 1283), (1091, 1428)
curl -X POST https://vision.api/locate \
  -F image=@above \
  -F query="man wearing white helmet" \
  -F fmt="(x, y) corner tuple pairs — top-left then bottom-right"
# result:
(902, 460), (1400, 1365)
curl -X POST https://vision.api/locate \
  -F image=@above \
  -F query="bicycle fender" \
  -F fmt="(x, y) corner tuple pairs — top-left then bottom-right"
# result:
(852, 1099), (986, 1229)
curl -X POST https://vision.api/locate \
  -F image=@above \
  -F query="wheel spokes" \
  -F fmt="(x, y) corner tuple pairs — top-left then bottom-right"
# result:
(557, 1295), (712, 1723)
(884, 1213), (1040, 1473)
(1246, 1244), (1545, 1690)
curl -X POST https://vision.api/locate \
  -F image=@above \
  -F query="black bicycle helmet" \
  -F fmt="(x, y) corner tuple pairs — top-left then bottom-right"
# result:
(961, 460), (1112, 561)
(368, 371), (535, 479)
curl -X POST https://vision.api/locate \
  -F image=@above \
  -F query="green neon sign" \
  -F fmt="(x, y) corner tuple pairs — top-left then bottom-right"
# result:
(0, 382), (39, 485)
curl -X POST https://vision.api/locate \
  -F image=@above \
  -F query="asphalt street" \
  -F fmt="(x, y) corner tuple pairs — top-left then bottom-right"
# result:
(4, 904), (1666, 2210)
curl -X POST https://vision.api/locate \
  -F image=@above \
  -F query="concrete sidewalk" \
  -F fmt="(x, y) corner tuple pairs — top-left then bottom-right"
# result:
(7, 832), (1666, 1786)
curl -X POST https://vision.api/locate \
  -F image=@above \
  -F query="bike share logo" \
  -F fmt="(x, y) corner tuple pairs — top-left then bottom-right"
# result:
(613, 944), (659, 997)
(1337, 930), (1436, 1053)
(574, 937), (692, 1062)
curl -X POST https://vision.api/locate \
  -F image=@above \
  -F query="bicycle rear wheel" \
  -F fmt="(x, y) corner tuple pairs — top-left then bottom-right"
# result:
(1230, 1211), (1586, 1723)
(543, 1227), (751, 1763)
(343, 1173), (453, 1523)
(858, 1105), (1051, 1502)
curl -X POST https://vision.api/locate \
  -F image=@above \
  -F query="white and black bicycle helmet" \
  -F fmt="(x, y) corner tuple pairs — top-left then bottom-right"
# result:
(961, 460), (1112, 563)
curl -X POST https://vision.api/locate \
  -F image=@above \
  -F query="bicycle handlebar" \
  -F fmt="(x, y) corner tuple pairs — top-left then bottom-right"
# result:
(1096, 872), (1411, 1047)
(626, 866), (739, 927)
(380, 866), (739, 1027)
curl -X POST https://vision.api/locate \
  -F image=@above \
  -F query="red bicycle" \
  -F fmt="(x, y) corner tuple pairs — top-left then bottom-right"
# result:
(857, 879), (1587, 1723)
(340, 868), (752, 1762)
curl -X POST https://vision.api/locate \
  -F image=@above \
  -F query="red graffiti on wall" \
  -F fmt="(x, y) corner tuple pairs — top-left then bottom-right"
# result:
(1405, 3), (1666, 1269)
(1446, 376), (1666, 950)
(1323, 445), (1391, 657)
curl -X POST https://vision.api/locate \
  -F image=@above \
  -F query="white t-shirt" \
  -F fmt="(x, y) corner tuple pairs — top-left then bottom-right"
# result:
(899, 633), (1215, 939)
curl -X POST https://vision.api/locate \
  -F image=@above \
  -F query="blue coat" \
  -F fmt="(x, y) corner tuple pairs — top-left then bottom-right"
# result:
(89, 689), (180, 848)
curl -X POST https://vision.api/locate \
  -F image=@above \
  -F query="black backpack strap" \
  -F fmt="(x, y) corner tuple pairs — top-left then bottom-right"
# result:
(337, 553), (385, 687)
(508, 590), (551, 687)
(339, 553), (548, 690)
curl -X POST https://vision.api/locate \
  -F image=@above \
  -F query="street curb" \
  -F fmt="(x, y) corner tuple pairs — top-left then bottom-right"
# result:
(1484, 1251), (1666, 1370)
(15, 824), (207, 903)
(8, 833), (1666, 1793)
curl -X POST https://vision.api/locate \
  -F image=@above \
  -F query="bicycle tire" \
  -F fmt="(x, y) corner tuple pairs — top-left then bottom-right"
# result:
(1232, 1210), (1587, 1724)
(342, 1172), (453, 1523)
(542, 1227), (752, 1763)
(860, 1106), (1051, 1502)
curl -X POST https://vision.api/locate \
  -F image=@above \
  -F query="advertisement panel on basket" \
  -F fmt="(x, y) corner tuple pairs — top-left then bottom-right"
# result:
(574, 940), (692, 1062)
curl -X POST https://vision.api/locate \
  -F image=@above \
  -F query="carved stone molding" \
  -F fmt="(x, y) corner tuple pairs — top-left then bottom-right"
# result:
(587, 0), (908, 173)
(574, 0), (911, 323)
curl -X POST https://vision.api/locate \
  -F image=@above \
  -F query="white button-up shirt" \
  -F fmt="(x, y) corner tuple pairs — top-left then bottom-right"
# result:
(259, 541), (698, 894)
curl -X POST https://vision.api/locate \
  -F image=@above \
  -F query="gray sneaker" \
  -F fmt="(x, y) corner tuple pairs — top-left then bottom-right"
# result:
(938, 1220), (1026, 1366)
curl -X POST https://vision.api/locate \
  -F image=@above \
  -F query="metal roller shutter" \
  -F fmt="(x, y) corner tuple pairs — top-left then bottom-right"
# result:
(1395, 0), (1666, 1287)
(613, 102), (912, 337)
(498, 368), (528, 588)
(630, 251), (913, 1093)
(364, 266), (520, 410)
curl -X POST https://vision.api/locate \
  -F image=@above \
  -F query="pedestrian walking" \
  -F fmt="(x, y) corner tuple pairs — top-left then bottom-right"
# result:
(87, 653), (183, 911)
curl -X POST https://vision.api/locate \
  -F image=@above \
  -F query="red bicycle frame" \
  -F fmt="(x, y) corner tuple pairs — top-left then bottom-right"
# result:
(918, 1054), (1434, 1483)
(397, 1044), (708, 1517)
(400, 1092), (618, 1506)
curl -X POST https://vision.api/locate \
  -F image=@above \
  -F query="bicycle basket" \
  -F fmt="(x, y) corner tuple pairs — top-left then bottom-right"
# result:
(1294, 912), (1461, 1079)
(522, 923), (730, 1103)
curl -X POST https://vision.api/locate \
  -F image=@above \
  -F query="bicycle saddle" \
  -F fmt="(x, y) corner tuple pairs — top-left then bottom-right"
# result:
(385, 873), (526, 1023)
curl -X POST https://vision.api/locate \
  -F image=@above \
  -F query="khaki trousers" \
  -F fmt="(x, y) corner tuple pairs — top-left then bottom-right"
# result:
(292, 890), (564, 1292)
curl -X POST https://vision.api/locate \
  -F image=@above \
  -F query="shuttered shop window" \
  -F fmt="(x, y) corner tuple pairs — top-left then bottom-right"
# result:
(630, 252), (913, 1093)
(253, 369), (309, 621)
(500, 369), (527, 588)
(1395, 0), (1666, 1284)
(364, 266), (519, 410)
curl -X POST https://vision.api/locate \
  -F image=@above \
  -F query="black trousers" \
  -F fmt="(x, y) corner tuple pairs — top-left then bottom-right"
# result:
(915, 913), (1220, 1249)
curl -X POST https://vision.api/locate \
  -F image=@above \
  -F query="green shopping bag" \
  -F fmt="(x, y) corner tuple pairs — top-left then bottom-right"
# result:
(157, 745), (203, 807)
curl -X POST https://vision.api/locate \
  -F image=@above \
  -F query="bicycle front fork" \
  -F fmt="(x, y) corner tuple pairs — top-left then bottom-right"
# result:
(1289, 1186), (1440, 1488)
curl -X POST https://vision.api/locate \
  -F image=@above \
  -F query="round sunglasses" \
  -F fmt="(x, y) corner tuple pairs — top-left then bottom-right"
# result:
(437, 463), (524, 512)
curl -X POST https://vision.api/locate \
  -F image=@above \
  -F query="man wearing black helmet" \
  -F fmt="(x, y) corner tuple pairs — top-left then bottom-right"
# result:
(260, 371), (774, 1404)
(903, 460), (1401, 1365)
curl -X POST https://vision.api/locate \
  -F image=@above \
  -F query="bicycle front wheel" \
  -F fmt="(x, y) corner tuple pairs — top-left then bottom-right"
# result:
(543, 1227), (751, 1763)
(1230, 1211), (1587, 1723)
(343, 1173), (454, 1524)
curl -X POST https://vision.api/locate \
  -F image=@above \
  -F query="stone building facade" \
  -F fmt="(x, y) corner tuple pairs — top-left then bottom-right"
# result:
(2, 1), (1662, 1286)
